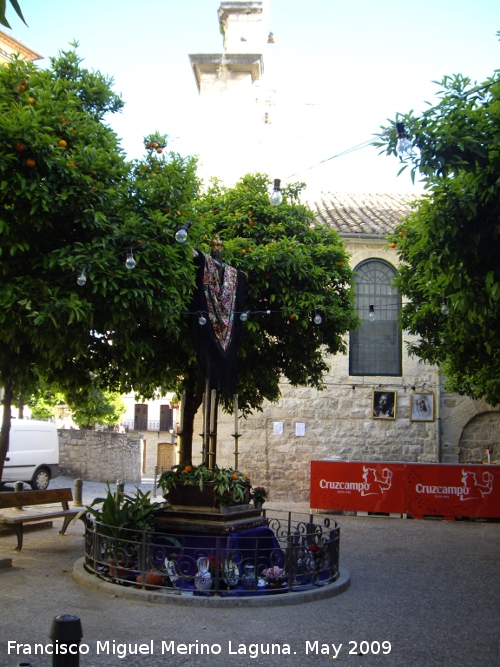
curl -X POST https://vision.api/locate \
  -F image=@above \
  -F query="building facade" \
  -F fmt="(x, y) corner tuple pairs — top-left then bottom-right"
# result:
(192, 193), (499, 501)
(0, 27), (42, 64)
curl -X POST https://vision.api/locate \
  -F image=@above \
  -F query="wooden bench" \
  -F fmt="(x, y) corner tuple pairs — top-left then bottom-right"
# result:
(0, 488), (81, 551)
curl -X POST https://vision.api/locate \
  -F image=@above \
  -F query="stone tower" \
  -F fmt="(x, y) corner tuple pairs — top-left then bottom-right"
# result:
(188, 1), (276, 184)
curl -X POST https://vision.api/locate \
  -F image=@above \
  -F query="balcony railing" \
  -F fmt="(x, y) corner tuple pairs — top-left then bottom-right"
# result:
(122, 420), (174, 432)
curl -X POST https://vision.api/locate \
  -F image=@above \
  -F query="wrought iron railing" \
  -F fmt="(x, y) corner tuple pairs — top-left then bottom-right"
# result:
(122, 420), (173, 432)
(83, 511), (340, 597)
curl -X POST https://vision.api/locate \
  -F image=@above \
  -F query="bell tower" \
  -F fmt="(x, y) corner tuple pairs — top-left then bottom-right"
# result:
(189, 1), (270, 95)
(187, 1), (278, 184)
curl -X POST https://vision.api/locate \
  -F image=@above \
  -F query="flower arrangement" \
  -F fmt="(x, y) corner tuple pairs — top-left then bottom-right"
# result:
(262, 565), (287, 588)
(157, 463), (250, 506)
(251, 486), (268, 505)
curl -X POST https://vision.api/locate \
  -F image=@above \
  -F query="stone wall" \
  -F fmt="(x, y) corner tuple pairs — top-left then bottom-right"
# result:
(58, 429), (141, 484)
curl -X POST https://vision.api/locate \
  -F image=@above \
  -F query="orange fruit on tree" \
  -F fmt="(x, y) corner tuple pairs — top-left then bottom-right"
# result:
(156, 147), (162, 153)
(15, 143), (25, 152)
(58, 139), (68, 148)
(231, 473), (239, 480)
(249, 220), (256, 226)
(337, 261), (343, 266)
(241, 248), (247, 255)
(66, 161), (77, 167)
(28, 97), (35, 105)
(25, 158), (36, 168)
(18, 85), (25, 92)
(389, 242), (397, 248)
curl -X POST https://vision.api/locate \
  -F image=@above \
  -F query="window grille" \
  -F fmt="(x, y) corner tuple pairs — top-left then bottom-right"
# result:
(349, 260), (402, 376)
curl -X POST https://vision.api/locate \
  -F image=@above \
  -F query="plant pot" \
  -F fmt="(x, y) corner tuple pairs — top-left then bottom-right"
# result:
(265, 577), (287, 589)
(165, 481), (251, 511)
(165, 482), (218, 509)
(136, 569), (164, 590)
(253, 501), (263, 510)
(107, 558), (129, 579)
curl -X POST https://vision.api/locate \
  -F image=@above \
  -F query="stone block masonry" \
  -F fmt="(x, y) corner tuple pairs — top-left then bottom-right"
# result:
(58, 429), (141, 484)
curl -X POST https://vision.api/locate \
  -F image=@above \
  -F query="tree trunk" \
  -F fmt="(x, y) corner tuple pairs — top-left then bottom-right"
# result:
(0, 380), (13, 483)
(180, 375), (204, 464)
(17, 395), (24, 419)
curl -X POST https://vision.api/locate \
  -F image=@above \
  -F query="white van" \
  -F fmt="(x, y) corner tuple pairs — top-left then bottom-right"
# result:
(1, 419), (59, 490)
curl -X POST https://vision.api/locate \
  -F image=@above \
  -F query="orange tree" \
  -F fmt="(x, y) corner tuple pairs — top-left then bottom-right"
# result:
(165, 173), (359, 461)
(377, 70), (500, 406)
(0, 48), (199, 481)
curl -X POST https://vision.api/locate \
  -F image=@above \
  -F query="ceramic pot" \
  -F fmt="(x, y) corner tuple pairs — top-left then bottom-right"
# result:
(136, 569), (164, 590)
(194, 556), (213, 592)
(241, 564), (256, 591)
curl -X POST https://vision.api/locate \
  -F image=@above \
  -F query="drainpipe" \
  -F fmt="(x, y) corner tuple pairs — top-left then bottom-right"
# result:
(436, 373), (443, 463)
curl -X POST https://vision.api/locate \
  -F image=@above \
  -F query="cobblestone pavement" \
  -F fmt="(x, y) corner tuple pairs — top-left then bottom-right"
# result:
(0, 476), (499, 667)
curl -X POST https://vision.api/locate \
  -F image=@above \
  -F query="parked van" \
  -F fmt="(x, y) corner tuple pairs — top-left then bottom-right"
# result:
(1, 419), (59, 490)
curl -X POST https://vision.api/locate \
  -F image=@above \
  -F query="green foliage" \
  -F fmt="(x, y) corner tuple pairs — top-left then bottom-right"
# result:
(0, 46), (201, 479)
(25, 381), (65, 421)
(65, 382), (126, 429)
(157, 463), (250, 505)
(0, 0), (27, 29)
(377, 70), (500, 405)
(85, 483), (157, 541)
(194, 173), (359, 414)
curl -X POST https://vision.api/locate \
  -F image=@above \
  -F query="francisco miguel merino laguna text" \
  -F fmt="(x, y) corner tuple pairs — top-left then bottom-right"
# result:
(9, 640), (292, 659)
(8, 639), (392, 659)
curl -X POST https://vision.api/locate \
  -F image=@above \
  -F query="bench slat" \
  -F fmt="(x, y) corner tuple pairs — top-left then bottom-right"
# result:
(0, 488), (73, 509)
(0, 510), (79, 525)
(0, 488), (81, 550)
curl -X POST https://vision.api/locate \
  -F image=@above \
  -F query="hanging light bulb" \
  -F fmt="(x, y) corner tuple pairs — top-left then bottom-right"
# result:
(125, 247), (136, 269)
(175, 221), (192, 243)
(396, 122), (413, 159)
(198, 313), (207, 326)
(441, 299), (450, 316)
(368, 305), (376, 322)
(269, 179), (283, 206)
(314, 310), (322, 325)
(240, 311), (249, 322)
(77, 267), (87, 286)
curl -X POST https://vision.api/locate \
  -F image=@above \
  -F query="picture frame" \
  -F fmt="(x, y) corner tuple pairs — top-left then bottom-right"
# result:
(372, 390), (396, 420)
(410, 392), (435, 422)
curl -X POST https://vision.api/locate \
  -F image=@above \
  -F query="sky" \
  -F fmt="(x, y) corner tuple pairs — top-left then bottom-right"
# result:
(4, 0), (500, 196)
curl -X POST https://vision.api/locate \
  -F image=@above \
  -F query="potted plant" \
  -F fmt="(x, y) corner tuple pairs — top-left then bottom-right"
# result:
(84, 484), (158, 578)
(251, 486), (267, 509)
(263, 565), (287, 588)
(157, 463), (251, 510)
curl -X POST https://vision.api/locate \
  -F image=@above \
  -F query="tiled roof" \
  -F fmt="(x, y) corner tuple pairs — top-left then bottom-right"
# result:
(311, 193), (417, 236)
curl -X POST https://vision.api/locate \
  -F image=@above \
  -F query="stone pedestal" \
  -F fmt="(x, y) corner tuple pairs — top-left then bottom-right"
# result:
(154, 506), (266, 535)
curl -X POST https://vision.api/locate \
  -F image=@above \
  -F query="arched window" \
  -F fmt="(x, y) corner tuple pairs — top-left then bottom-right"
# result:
(349, 259), (402, 376)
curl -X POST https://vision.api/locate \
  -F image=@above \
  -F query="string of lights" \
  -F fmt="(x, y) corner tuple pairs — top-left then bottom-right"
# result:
(65, 74), (500, 287)
(64, 75), (500, 289)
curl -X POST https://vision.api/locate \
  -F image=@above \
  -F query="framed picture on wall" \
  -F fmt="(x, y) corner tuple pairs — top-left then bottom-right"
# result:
(372, 390), (396, 420)
(410, 392), (435, 422)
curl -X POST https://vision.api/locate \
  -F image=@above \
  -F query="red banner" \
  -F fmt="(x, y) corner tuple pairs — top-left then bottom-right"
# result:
(406, 464), (500, 519)
(310, 461), (406, 514)
(310, 461), (500, 519)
